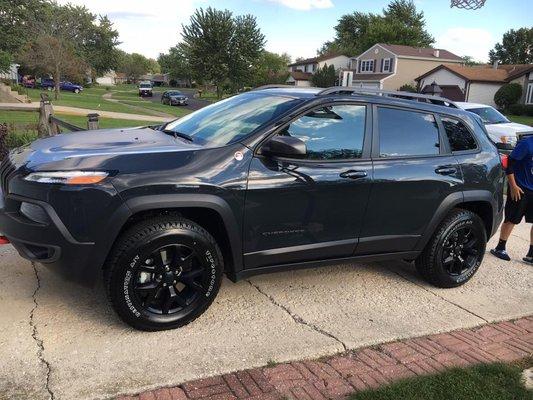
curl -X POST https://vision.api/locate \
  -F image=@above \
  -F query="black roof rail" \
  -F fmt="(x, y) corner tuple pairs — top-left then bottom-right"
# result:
(251, 84), (297, 91)
(317, 87), (459, 108)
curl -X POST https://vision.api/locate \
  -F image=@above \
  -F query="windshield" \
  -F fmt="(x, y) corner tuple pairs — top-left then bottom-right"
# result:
(163, 92), (303, 145)
(140, 84), (151, 88)
(168, 91), (183, 96)
(466, 107), (509, 124)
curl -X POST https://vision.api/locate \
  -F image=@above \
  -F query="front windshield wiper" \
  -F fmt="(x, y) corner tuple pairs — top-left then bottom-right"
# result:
(161, 129), (194, 142)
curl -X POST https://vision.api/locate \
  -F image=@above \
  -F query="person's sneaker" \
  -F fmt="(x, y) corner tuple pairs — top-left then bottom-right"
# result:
(522, 256), (533, 264)
(490, 248), (511, 261)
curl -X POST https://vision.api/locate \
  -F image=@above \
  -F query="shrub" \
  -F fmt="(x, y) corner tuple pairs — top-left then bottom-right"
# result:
(494, 83), (522, 110)
(508, 103), (527, 115)
(399, 84), (417, 93)
(526, 105), (533, 117)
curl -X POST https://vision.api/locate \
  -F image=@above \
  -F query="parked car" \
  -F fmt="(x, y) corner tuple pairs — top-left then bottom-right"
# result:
(139, 81), (153, 97)
(455, 102), (533, 150)
(0, 87), (504, 331)
(21, 75), (36, 88)
(161, 90), (188, 106)
(40, 79), (83, 93)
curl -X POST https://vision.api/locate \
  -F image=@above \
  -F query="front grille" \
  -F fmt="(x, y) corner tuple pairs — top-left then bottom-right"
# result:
(0, 158), (16, 195)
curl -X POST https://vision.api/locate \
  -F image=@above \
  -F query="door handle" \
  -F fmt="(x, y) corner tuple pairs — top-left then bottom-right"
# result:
(435, 165), (457, 175)
(340, 170), (367, 179)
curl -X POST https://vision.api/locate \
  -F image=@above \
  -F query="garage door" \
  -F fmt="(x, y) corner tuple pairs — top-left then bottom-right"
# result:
(440, 85), (465, 101)
(352, 81), (380, 89)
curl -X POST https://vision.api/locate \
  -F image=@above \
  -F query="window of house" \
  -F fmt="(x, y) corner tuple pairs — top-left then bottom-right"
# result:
(378, 108), (440, 157)
(526, 83), (533, 105)
(382, 58), (392, 73)
(278, 105), (366, 160)
(360, 60), (374, 73)
(441, 116), (477, 152)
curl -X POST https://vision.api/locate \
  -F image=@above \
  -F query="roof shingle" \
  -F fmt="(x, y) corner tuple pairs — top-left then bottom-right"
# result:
(378, 43), (463, 61)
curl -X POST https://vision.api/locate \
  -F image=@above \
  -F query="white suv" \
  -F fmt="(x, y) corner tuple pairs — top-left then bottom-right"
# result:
(455, 102), (533, 149)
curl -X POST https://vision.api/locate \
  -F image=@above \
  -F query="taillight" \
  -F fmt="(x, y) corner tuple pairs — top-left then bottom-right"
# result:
(500, 153), (508, 170)
(0, 236), (10, 245)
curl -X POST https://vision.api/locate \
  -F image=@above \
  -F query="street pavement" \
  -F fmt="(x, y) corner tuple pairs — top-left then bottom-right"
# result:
(149, 89), (212, 111)
(0, 223), (531, 400)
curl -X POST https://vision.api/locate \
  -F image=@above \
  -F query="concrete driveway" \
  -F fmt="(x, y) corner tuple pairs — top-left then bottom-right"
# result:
(1, 223), (532, 400)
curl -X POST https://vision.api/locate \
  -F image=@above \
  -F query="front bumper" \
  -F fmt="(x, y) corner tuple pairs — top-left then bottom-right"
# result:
(0, 189), (97, 284)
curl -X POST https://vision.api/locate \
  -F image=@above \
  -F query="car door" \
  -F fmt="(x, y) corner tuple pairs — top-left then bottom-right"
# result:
(243, 102), (373, 269)
(356, 105), (463, 255)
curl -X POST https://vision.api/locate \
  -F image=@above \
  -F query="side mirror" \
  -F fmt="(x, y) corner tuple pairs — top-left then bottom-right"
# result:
(261, 136), (307, 157)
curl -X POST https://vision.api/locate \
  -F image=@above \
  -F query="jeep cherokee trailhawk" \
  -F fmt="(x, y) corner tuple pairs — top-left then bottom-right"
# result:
(0, 87), (504, 331)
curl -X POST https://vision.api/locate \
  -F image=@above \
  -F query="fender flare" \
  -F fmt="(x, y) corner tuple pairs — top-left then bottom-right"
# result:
(92, 194), (243, 278)
(414, 190), (496, 251)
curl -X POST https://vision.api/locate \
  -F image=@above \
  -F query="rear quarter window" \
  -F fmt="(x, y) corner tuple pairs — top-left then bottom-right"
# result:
(441, 116), (478, 152)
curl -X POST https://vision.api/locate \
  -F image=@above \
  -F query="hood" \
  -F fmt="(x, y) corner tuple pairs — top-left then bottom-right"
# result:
(10, 127), (201, 170)
(485, 122), (533, 136)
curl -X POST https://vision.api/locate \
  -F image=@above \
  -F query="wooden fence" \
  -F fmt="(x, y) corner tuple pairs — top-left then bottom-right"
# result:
(1, 93), (100, 137)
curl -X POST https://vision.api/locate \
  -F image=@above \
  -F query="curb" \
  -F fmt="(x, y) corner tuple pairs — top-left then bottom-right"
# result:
(117, 316), (533, 400)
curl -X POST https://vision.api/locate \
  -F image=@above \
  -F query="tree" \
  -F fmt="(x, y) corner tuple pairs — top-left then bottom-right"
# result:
(0, 50), (12, 74)
(311, 64), (336, 87)
(462, 55), (483, 66)
(251, 51), (291, 87)
(117, 52), (151, 82)
(489, 28), (533, 64)
(494, 83), (523, 111)
(81, 15), (121, 77)
(158, 44), (193, 86)
(319, 0), (434, 56)
(181, 7), (265, 97)
(18, 35), (88, 99)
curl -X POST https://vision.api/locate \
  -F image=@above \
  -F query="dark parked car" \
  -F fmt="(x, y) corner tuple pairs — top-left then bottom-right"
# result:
(40, 79), (83, 93)
(0, 87), (504, 331)
(161, 90), (188, 106)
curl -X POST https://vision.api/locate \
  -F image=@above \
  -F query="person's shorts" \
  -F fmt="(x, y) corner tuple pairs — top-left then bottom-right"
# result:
(504, 186), (533, 224)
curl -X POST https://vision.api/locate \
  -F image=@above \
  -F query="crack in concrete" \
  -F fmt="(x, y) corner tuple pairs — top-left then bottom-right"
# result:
(30, 262), (55, 400)
(247, 280), (348, 351)
(390, 266), (489, 323)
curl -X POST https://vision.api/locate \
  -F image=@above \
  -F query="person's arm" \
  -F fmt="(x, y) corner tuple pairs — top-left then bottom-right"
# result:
(507, 141), (527, 201)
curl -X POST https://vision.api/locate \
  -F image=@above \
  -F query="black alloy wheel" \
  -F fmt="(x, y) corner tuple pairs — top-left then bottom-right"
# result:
(441, 226), (483, 277)
(105, 215), (223, 331)
(416, 209), (486, 288)
(132, 244), (207, 315)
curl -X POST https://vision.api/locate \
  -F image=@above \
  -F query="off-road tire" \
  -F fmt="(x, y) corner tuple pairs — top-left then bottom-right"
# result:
(416, 209), (486, 288)
(104, 215), (224, 331)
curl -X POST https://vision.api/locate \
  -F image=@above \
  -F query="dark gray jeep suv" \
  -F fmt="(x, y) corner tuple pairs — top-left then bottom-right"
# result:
(0, 87), (504, 331)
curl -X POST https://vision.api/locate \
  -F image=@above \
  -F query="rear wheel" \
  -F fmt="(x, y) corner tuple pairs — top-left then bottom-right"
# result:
(105, 215), (223, 331)
(416, 209), (486, 288)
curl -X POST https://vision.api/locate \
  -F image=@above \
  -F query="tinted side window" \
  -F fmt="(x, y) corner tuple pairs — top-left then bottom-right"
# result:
(378, 107), (440, 157)
(280, 104), (366, 160)
(441, 116), (477, 152)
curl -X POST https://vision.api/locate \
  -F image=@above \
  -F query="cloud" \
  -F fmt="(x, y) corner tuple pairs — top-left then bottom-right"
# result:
(265, 0), (334, 10)
(435, 27), (494, 62)
(56, 0), (201, 58)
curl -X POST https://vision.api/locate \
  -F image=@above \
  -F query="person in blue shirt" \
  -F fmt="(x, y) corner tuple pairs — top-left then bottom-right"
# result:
(491, 136), (533, 263)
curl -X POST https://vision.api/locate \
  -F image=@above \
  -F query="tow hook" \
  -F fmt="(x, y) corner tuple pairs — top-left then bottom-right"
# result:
(0, 235), (10, 245)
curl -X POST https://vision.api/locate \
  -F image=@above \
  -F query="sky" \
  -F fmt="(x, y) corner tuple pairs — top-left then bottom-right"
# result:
(56, 0), (532, 63)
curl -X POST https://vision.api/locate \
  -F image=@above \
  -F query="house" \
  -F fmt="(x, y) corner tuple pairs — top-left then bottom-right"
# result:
(415, 63), (533, 107)
(140, 73), (170, 87)
(340, 43), (463, 90)
(0, 63), (19, 83)
(96, 70), (117, 85)
(115, 72), (128, 84)
(286, 53), (350, 87)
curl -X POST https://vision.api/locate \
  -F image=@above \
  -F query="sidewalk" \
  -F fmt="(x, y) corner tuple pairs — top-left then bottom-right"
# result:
(0, 102), (171, 122)
(118, 317), (533, 400)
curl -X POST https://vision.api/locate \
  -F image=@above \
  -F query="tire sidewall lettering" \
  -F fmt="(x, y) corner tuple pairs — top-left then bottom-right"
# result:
(123, 254), (141, 318)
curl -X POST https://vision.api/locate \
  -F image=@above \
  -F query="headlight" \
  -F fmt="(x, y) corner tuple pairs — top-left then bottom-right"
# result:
(24, 171), (108, 185)
(500, 135), (517, 146)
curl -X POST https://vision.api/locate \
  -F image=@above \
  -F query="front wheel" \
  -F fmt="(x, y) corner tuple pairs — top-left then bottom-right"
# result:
(105, 215), (224, 331)
(74, 88), (80, 93)
(416, 209), (486, 288)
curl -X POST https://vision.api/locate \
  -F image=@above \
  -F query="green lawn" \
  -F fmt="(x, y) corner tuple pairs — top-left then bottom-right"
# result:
(350, 362), (532, 400)
(507, 114), (533, 126)
(0, 110), (164, 148)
